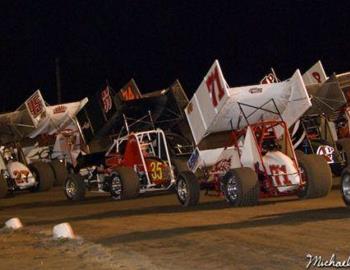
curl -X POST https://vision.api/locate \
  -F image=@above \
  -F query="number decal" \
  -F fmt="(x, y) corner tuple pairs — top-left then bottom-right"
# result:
(269, 164), (291, 186)
(101, 86), (112, 113)
(316, 145), (334, 163)
(206, 66), (225, 108)
(150, 162), (163, 181)
(312, 72), (321, 83)
(121, 86), (138, 101)
(13, 170), (30, 184)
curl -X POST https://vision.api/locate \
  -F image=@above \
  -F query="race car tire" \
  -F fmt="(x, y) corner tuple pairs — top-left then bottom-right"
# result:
(176, 171), (200, 207)
(341, 166), (350, 206)
(64, 174), (86, 201)
(29, 161), (55, 192)
(297, 154), (332, 199)
(295, 150), (305, 160)
(113, 167), (140, 200)
(0, 174), (8, 198)
(221, 167), (259, 206)
(49, 160), (68, 186)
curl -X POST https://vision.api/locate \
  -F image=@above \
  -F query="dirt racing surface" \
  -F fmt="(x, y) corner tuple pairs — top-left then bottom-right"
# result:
(1, 184), (350, 270)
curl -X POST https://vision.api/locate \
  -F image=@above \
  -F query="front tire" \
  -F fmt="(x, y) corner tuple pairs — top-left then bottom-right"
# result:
(112, 167), (140, 200)
(221, 167), (259, 206)
(176, 171), (200, 207)
(64, 174), (86, 201)
(29, 162), (55, 192)
(49, 160), (68, 186)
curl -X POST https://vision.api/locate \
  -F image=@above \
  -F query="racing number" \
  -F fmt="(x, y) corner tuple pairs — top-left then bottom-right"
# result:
(121, 86), (139, 101)
(13, 170), (29, 183)
(312, 72), (321, 83)
(269, 165), (291, 186)
(150, 161), (162, 181)
(316, 145), (334, 163)
(206, 66), (225, 108)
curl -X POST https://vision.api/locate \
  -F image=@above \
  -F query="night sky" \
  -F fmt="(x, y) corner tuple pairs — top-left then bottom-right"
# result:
(1, 1), (350, 111)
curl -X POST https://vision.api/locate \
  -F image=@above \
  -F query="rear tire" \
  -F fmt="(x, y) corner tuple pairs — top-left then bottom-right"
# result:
(64, 174), (86, 201)
(0, 174), (8, 198)
(341, 166), (350, 206)
(49, 160), (68, 186)
(112, 167), (140, 200)
(221, 167), (259, 206)
(176, 171), (200, 206)
(297, 154), (332, 199)
(29, 162), (55, 192)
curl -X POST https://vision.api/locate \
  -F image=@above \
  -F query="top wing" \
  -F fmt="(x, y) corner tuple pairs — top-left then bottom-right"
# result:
(259, 61), (345, 118)
(305, 74), (347, 116)
(118, 78), (142, 101)
(28, 98), (88, 138)
(185, 60), (311, 145)
(0, 90), (88, 144)
(336, 72), (350, 103)
(0, 90), (47, 143)
(302, 61), (346, 115)
(77, 79), (191, 146)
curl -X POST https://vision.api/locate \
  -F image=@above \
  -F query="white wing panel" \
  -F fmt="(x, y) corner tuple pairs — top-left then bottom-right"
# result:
(187, 60), (311, 145)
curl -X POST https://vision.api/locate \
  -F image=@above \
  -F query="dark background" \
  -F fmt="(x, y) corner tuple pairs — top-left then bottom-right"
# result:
(1, 1), (349, 111)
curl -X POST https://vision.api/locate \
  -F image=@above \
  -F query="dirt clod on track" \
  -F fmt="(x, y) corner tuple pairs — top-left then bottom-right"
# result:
(0, 184), (350, 270)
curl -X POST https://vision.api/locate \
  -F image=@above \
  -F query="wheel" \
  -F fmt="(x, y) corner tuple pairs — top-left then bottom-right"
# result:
(176, 171), (200, 207)
(0, 174), (8, 198)
(64, 174), (86, 201)
(29, 161), (55, 192)
(341, 166), (350, 206)
(49, 160), (68, 186)
(221, 167), (259, 206)
(295, 150), (305, 160)
(112, 167), (140, 200)
(297, 154), (332, 199)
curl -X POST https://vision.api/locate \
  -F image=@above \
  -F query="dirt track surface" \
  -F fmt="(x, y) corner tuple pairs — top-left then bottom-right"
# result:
(1, 185), (350, 270)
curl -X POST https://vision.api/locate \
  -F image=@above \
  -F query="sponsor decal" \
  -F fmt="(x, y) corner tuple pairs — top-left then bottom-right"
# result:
(249, 87), (263, 94)
(53, 105), (67, 114)
(316, 145), (335, 163)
